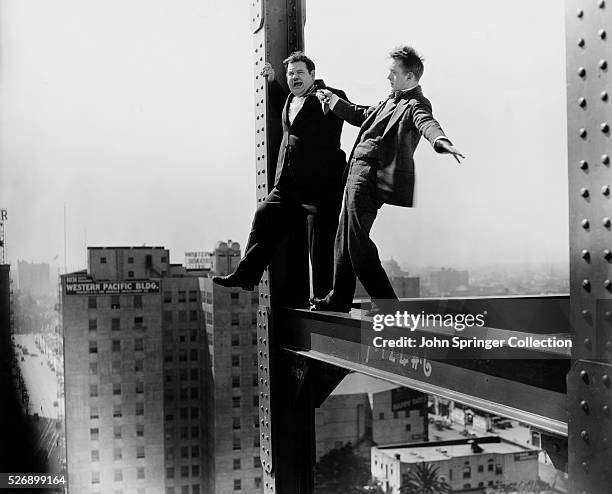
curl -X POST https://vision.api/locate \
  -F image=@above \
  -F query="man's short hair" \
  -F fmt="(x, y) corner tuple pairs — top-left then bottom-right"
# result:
(283, 51), (315, 73)
(389, 46), (424, 80)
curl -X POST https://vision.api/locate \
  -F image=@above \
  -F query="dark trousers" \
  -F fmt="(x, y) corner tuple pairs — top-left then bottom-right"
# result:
(233, 187), (340, 299)
(326, 160), (398, 308)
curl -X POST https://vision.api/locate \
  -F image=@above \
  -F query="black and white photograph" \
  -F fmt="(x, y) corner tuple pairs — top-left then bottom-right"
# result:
(0, 0), (609, 493)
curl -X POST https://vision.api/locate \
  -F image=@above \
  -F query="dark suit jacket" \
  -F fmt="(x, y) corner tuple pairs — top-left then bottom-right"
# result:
(331, 85), (447, 207)
(273, 80), (347, 207)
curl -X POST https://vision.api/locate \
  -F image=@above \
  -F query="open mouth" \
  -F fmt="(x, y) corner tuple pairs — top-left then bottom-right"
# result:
(292, 81), (303, 88)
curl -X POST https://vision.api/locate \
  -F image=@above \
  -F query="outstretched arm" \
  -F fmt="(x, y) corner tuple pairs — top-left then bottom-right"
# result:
(412, 99), (465, 164)
(316, 89), (376, 128)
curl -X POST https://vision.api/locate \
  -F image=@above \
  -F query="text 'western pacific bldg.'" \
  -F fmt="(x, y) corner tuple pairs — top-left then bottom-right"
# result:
(62, 244), (263, 494)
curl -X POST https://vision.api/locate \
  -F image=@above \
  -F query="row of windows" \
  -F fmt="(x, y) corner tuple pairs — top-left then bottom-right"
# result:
(376, 409), (426, 420)
(231, 396), (259, 408)
(89, 339), (144, 353)
(231, 354), (258, 367)
(165, 464), (200, 479)
(164, 407), (200, 421)
(165, 446), (200, 460)
(92, 466), (146, 482)
(88, 295), (144, 309)
(164, 387), (200, 401)
(164, 426), (200, 441)
(164, 310), (200, 323)
(232, 416), (260, 430)
(164, 349), (199, 363)
(232, 333), (258, 346)
(165, 368), (200, 382)
(89, 317), (145, 331)
(233, 457), (261, 470)
(163, 290), (199, 303)
(233, 478), (262, 491)
(232, 374), (260, 388)
(232, 436), (261, 450)
(90, 444), (145, 459)
(90, 359), (145, 374)
(88, 401), (144, 415)
(90, 401), (145, 418)
(98, 255), (167, 264)
(90, 422), (145, 438)
(167, 331), (199, 343)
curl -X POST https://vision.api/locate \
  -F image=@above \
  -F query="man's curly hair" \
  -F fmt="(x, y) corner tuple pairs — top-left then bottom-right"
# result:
(282, 51), (315, 72)
(389, 46), (424, 80)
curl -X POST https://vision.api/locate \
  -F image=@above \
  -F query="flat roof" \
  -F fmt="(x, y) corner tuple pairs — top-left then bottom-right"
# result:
(375, 439), (535, 463)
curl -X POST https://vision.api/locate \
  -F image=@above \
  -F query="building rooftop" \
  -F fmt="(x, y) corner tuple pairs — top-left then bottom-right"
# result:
(375, 437), (536, 463)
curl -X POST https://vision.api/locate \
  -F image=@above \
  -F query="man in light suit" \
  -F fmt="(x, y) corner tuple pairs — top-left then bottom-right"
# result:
(312, 46), (464, 312)
(213, 52), (347, 299)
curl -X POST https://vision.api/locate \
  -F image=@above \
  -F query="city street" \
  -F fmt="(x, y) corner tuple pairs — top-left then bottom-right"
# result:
(14, 334), (60, 419)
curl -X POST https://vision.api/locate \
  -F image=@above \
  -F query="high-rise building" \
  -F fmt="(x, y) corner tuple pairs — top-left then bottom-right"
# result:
(62, 247), (212, 494)
(62, 243), (262, 494)
(18, 260), (52, 297)
(429, 268), (470, 295)
(199, 241), (263, 494)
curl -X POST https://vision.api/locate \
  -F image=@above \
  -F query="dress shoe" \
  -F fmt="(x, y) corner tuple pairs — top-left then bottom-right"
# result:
(212, 274), (255, 291)
(310, 298), (351, 313)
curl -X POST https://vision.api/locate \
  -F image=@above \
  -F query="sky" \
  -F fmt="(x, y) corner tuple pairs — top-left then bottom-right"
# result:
(0, 0), (568, 273)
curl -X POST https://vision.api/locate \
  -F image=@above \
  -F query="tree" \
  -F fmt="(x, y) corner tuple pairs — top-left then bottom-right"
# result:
(314, 443), (374, 494)
(400, 462), (451, 494)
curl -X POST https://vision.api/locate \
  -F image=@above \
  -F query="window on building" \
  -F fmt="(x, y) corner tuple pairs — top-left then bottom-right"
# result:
(178, 427), (187, 440)
(251, 332), (257, 345)
(232, 355), (240, 367)
(233, 437), (241, 450)
(191, 426), (199, 438)
(233, 417), (241, 430)
(136, 423), (144, 437)
(166, 467), (175, 479)
(478, 465), (484, 473)
(192, 465), (200, 477)
(252, 313), (257, 325)
(205, 311), (213, 324)
(91, 450), (99, 461)
(111, 295), (120, 309)
(136, 381), (144, 394)
(253, 415), (259, 428)
(136, 402), (144, 416)
(92, 471), (100, 484)
(231, 314), (239, 326)
(135, 359), (144, 372)
(161, 255), (168, 263)
(178, 291), (187, 302)
(230, 292), (239, 305)
(110, 360), (120, 373)
(252, 395), (259, 407)
(134, 295), (142, 308)
(232, 376), (240, 388)
(463, 466), (471, 479)
(89, 341), (98, 354)
(110, 317), (120, 331)
(181, 465), (189, 478)
(254, 456), (261, 468)
(232, 397), (241, 409)
(114, 425), (122, 439)
(113, 404), (122, 418)
(233, 458), (241, 470)
(189, 290), (198, 302)
(136, 446), (145, 459)
(405, 424), (411, 431)
(378, 412), (384, 420)
(495, 465), (503, 475)
(190, 330), (198, 342)
(135, 338), (144, 352)
(231, 334), (240, 347)
(254, 435), (260, 448)
(89, 384), (98, 397)
(189, 310), (198, 322)
(233, 479), (241, 491)
(190, 387), (198, 399)
(487, 460), (494, 472)
(179, 349), (187, 362)
(89, 362), (98, 375)
(134, 316), (144, 329)
(90, 428), (99, 440)
(113, 447), (122, 460)
(181, 446), (189, 459)
(112, 340), (121, 352)
(113, 383), (121, 396)
(254, 477), (262, 489)
(190, 368), (198, 381)
(88, 296), (97, 309)
(164, 311), (173, 322)
(190, 349), (198, 361)
(178, 311), (187, 322)
(90, 406), (99, 419)
(127, 271), (134, 278)
(128, 256), (134, 264)
(100, 257), (107, 264)
(137, 467), (145, 479)
(164, 291), (172, 303)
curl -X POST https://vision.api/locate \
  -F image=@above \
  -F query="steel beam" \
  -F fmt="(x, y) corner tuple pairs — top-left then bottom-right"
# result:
(566, 0), (612, 491)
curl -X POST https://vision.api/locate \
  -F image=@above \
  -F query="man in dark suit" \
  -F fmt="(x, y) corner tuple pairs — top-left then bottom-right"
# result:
(312, 46), (464, 312)
(213, 52), (347, 298)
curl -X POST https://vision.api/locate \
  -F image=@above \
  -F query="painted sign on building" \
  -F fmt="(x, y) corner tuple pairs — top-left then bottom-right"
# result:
(391, 387), (428, 413)
(185, 251), (213, 270)
(64, 274), (160, 295)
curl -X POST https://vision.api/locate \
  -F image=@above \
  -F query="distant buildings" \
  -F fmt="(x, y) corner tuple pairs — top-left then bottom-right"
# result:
(61, 242), (261, 494)
(429, 268), (470, 295)
(18, 260), (53, 297)
(371, 437), (539, 493)
(354, 259), (420, 300)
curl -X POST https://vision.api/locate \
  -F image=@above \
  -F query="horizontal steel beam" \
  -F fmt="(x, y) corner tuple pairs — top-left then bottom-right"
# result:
(277, 296), (571, 436)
